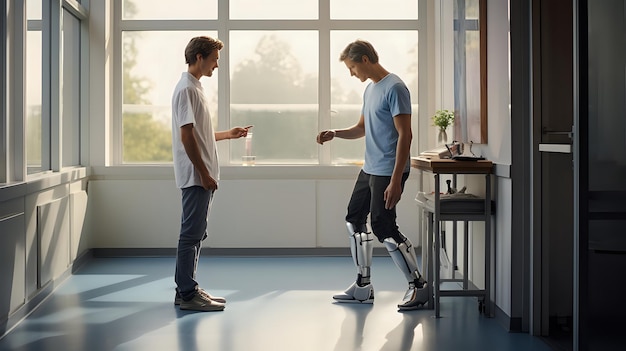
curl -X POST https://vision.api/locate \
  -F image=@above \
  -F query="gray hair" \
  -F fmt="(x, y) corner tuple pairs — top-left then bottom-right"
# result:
(339, 40), (379, 64)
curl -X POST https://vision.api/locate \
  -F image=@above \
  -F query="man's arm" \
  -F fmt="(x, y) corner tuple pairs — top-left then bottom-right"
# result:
(384, 114), (412, 209)
(215, 125), (253, 141)
(317, 115), (366, 144)
(180, 123), (217, 190)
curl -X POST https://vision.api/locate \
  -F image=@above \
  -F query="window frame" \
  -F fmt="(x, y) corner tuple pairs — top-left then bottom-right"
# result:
(1, 0), (9, 183)
(113, 0), (427, 166)
(60, 3), (89, 168)
(24, 0), (88, 177)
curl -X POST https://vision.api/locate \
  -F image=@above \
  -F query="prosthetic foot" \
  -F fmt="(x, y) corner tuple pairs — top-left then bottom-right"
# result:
(333, 281), (375, 304)
(384, 234), (430, 310)
(398, 279), (430, 311)
(333, 223), (375, 304)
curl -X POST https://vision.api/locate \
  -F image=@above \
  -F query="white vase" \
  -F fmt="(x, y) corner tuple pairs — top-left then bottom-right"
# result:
(438, 129), (448, 144)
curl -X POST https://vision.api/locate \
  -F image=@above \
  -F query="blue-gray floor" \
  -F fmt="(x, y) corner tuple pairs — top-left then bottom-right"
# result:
(0, 256), (554, 351)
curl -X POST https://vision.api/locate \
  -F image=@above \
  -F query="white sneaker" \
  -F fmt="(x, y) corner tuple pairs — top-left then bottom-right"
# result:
(333, 281), (374, 304)
(398, 282), (430, 311)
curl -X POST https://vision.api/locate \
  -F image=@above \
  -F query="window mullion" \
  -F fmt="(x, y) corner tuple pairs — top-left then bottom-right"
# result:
(319, 0), (331, 165)
(43, 0), (63, 172)
(79, 3), (89, 167)
(112, 0), (123, 165)
(0, 0), (6, 182)
(217, 0), (230, 164)
(62, 0), (88, 20)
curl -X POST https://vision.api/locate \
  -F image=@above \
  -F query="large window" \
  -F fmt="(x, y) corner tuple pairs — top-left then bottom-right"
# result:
(24, 0), (86, 175)
(117, 0), (422, 165)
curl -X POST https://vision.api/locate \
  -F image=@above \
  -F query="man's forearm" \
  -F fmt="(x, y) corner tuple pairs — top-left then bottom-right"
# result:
(214, 130), (231, 141)
(181, 128), (210, 177)
(391, 135), (411, 182)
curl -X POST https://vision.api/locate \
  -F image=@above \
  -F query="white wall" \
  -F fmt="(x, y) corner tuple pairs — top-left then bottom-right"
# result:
(484, 0), (513, 317)
(0, 170), (89, 332)
(87, 170), (421, 250)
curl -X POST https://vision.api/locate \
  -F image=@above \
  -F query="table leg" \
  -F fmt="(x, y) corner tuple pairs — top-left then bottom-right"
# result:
(434, 174), (441, 318)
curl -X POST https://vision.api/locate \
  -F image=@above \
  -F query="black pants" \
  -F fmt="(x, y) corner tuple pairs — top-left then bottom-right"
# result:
(345, 170), (410, 243)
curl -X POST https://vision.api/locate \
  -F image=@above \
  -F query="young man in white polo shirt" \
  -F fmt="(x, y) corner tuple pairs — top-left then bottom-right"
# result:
(171, 36), (251, 312)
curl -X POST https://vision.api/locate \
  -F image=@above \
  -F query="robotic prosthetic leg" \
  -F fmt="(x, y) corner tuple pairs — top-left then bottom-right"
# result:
(333, 223), (375, 304)
(384, 234), (430, 311)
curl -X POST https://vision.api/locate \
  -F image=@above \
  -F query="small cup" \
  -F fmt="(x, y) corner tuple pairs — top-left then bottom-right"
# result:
(242, 155), (256, 166)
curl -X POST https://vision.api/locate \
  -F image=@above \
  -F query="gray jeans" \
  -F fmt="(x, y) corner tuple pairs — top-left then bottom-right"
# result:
(175, 186), (214, 300)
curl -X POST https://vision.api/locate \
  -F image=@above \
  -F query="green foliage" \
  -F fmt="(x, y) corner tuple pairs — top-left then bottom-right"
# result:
(121, 11), (173, 163)
(123, 114), (173, 162)
(432, 109), (455, 130)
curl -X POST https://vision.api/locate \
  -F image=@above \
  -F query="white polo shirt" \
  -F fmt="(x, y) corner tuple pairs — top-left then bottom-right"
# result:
(171, 72), (219, 189)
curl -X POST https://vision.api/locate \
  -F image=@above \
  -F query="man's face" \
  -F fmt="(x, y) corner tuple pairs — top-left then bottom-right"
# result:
(200, 50), (220, 77)
(344, 58), (368, 82)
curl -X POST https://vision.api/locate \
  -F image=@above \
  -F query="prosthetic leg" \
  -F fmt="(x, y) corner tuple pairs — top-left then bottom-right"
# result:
(333, 223), (375, 303)
(384, 234), (430, 311)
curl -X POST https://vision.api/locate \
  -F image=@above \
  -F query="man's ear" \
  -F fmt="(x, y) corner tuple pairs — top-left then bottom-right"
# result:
(361, 55), (369, 64)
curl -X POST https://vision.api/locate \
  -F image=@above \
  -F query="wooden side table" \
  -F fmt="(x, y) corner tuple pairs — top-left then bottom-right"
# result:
(411, 156), (494, 318)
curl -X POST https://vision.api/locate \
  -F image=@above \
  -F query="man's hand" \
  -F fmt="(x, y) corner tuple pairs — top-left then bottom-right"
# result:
(383, 181), (402, 210)
(229, 125), (253, 139)
(200, 172), (218, 191)
(316, 130), (336, 144)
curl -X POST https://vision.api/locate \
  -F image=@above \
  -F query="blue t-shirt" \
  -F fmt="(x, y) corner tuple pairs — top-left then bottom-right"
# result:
(362, 73), (412, 176)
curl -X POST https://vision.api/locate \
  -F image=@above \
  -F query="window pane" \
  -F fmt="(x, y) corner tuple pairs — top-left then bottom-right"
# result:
(465, 0), (480, 20)
(230, 31), (318, 164)
(463, 30), (481, 143)
(26, 31), (42, 174)
(451, 0), (482, 143)
(454, 0), (479, 28)
(330, 31), (419, 164)
(230, 0), (318, 20)
(122, 31), (218, 163)
(330, 0), (418, 20)
(121, 0), (217, 20)
(61, 11), (81, 167)
(27, 0), (42, 20)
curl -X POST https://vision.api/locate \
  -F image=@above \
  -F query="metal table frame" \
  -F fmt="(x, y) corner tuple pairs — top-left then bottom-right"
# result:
(411, 157), (494, 318)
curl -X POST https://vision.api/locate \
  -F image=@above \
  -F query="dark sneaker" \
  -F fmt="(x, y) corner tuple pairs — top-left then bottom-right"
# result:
(179, 291), (225, 312)
(398, 282), (430, 311)
(198, 288), (226, 303)
(333, 281), (374, 304)
(175, 288), (226, 305)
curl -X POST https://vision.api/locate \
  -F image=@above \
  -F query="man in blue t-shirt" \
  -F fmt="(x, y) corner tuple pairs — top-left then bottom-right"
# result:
(316, 40), (430, 311)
